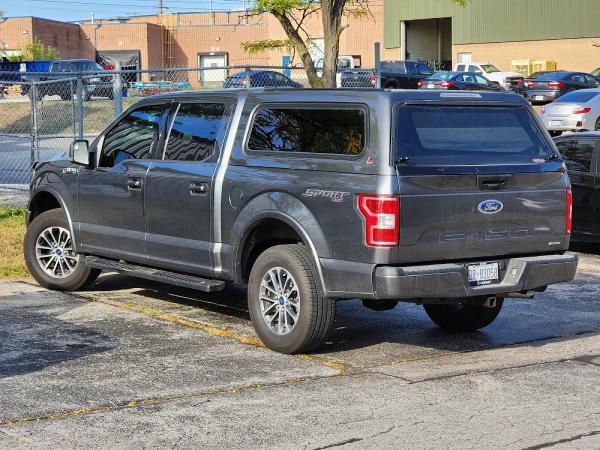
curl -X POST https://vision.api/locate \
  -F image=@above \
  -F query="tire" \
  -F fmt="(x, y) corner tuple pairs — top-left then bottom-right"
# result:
(595, 117), (600, 131)
(247, 244), (335, 354)
(24, 209), (100, 291)
(383, 80), (398, 89)
(423, 298), (504, 332)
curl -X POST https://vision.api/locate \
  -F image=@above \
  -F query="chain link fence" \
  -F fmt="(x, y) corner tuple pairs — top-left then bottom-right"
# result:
(0, 65), (378, 207)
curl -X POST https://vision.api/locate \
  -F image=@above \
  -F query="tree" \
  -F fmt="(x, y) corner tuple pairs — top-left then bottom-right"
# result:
(18, 38), (60, 61)
(243, 0), (468, 88)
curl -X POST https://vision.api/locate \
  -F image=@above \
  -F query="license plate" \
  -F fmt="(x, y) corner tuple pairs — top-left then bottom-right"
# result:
(427, 84), (435, 89)
(549, 120), (562, 127)
(468, 262), (499, 286)
(535, 95), (544, 101)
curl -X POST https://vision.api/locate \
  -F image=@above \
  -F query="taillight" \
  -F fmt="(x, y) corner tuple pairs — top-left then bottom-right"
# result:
(370, 74), (376, 87)
(440, 81), (454, 88)
(548, 81), (564, 88)
(572, 107), (592, 114)
(357, 194), (399, 247)
(566, 188), (573, 234)
(417, 81), (424, 88)
(540, 107), (546, 114)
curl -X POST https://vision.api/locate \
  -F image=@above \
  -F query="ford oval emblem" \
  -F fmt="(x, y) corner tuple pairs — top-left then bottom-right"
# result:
(478, 199), (503, 215)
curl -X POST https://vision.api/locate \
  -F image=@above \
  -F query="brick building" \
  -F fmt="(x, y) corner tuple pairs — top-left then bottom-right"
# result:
(0, 10), (391, 75)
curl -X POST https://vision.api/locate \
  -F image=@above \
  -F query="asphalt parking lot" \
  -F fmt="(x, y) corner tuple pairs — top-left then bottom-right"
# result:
(1, 249), (600, 448)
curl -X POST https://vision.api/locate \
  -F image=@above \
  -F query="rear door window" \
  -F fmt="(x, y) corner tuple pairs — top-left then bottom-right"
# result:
(248, 106), (366, 156)
(555, 139), (594, 173)
(164, 103), (227, 161)
(395, 105), (555, 165)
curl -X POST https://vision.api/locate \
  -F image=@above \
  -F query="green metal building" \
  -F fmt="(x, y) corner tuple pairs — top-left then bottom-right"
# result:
(383, 0), (600, 73)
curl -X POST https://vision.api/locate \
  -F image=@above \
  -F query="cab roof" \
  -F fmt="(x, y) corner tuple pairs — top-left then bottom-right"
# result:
(141, 87), (529, 106)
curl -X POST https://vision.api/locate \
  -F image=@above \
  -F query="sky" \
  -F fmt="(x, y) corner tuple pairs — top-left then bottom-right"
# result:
(1, 0), (248, 22)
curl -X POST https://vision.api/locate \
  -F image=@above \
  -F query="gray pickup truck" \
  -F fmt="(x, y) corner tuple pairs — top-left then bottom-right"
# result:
(23, 88), (578, 354)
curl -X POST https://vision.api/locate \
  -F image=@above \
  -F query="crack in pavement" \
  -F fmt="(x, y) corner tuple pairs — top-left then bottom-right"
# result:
(370, 329), (600, 371)
(310, 424), (401, 449)
(0, 374), (338, 428)
(523, 429), (600, 449)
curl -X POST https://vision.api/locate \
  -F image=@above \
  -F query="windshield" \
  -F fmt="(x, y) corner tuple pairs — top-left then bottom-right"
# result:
(481, 64), (500, 73)
(556, 91), (599, 103)
(395, 105), (555, 165)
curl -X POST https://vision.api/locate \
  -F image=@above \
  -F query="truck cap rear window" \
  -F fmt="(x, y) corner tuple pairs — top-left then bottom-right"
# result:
(395, 105), (555, 165)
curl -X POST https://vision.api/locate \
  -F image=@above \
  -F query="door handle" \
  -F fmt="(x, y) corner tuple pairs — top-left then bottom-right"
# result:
(478, 174), (512, 190)
(190, 182), (209, 195)
(127, 178), (143, 190)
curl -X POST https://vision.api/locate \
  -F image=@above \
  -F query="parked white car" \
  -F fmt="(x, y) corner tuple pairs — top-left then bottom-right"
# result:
(540, 89), (600, 136)
(315, 56), (355, 87)
(454, 62), (523, 91)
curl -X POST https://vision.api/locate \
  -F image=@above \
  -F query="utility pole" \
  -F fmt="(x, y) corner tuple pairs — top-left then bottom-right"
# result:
(91, 12), (95, 24)
(158, 0), (163, 15)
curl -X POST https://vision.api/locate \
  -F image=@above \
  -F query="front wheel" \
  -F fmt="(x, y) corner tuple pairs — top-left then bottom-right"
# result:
(24, 209), (100, 291)
(247, 244), (335, 354)
(423, 298), (504, 332)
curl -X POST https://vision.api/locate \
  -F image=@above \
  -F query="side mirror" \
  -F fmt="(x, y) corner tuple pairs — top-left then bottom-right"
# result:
(69, 139), (91, 166)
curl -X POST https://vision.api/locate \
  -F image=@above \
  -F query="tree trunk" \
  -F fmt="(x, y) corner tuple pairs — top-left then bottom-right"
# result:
(272, 11), (324, 88)
(321, 0), (346, 88)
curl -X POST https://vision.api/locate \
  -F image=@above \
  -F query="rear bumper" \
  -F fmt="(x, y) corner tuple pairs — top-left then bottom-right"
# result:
(526, 91), (560, 103)
(373, 252), (578, 300)
(542, 115), (593, 131)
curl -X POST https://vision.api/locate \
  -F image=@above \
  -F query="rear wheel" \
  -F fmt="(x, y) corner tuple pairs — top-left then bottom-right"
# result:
(595, 117), (600, 131)
(24, 209), (100, 291)
(247, 244), (335, 354)
(423, 298), (504, 332)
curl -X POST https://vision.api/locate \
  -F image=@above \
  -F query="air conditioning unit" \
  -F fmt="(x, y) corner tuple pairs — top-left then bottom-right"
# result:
(512, 59), (533, 77)
(532, 60), (557, 73)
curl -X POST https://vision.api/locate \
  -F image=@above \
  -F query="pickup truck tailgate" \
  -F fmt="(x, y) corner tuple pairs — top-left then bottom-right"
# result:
(393, 103), (569, 265)
(396, 171), (569, 264)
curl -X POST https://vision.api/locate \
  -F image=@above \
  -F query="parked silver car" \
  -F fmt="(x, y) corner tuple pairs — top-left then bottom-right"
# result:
(540, 89), (600, 136)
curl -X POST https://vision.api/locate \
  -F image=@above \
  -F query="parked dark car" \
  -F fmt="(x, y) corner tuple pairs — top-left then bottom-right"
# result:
(223, 70), (303, 89)
(339, 61), (434, 89)
(554, 133), (600, 242)
(516, 71), (560, 95)
(524, 71), (600, 104)
(22, 59), (113, 101)
(24, 88), (577, 354)
(380, 60), (434, 89)
(417, 72), (504, 91)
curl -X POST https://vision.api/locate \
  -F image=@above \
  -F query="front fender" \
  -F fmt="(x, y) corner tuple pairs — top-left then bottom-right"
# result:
(28, 183), (79, 253)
